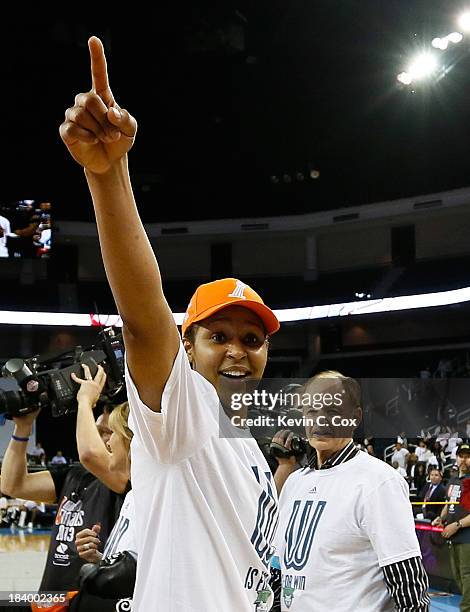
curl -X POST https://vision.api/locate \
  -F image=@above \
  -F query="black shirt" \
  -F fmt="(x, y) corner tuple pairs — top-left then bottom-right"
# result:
(39, 464), (125, 592)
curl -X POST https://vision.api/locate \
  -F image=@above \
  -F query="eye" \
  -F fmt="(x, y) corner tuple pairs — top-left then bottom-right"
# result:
(211, 332), (226, 343)
(244, 333), (264, 347)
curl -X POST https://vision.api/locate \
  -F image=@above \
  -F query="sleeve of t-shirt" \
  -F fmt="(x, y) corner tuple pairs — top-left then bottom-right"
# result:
(125, 340), (219, 463)
(362, 475), (422, 567)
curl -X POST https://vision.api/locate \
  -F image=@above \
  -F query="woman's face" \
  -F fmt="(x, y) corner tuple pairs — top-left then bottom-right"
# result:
(184, 306), (268, 402)
(106, 431), (131, 476)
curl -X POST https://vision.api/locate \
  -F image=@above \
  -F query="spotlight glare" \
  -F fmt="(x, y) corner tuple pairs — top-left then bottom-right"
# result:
(458, 12), (470, 31)
(432, 37), (448, 50)
(447, 31), (464, 44)
(407, 53), (438, 80)
(397, 71), (413, 85)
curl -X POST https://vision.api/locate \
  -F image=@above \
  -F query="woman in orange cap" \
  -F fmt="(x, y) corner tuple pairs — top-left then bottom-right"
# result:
(60, 36), (280, 611)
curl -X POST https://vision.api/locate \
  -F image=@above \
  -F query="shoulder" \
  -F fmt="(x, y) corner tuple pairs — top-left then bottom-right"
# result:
(354, 452), (404, 484)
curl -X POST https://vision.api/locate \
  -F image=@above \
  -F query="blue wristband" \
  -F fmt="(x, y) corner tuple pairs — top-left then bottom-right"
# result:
(12, 434), (29, 442)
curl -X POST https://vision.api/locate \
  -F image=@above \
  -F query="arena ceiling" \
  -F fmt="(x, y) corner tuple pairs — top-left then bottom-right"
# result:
(4, 0), (470, 222)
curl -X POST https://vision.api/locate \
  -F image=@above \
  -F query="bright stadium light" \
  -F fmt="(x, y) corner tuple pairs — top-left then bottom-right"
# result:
(458, 12), (470, 31)
(407, 53), (438, 80)
(397, 71), (413, 85)
(432, 37), (448, 50)
(447, 31), (464, 44)
(1, 286), (470, 326)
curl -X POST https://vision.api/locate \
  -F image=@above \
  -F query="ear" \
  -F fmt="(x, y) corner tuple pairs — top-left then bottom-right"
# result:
(354, 406), (363, 427)
(183, 337), (194, 367)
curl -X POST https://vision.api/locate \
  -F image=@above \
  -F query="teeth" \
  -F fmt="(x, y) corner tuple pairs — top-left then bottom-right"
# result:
(221, 371), (247, 378)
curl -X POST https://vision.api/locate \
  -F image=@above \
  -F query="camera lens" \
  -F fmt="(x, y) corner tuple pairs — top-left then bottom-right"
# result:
(0, 388), (23, 417)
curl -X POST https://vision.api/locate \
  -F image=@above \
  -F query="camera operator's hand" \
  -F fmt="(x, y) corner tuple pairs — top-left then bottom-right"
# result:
(76, 523), (103, 563)
(71, 364), (106, 409)
(59, 36), (137, 175)
(12, 408), (41, 437)
(271, 430), (298, 466)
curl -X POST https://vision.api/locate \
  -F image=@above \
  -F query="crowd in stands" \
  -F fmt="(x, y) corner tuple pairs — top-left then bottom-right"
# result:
(359, 432), (467, 520)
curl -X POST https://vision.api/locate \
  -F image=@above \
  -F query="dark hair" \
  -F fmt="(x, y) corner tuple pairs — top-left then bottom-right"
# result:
(415, 462), (427, 475)
(183, 324), (199, 344)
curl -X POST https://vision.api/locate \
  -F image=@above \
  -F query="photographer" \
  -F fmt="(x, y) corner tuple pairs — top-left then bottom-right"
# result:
(0, 365), (128, 610)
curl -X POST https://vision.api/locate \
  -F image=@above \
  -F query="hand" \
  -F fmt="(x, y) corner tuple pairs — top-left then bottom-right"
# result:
(12, 408), (41, 434)
(271, 430), (298, 466)
(432, 516), (442, 527)
(75, 523), (102, 563)
(442, 522), (460, 539)
(59, 36), (137, 174)
(71, 364), (106, 408)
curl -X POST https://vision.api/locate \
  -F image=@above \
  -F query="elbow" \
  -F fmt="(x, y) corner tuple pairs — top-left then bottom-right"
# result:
(111, 473), (129, 495)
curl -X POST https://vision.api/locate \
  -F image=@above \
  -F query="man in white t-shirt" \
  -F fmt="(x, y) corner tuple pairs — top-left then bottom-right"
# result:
(0, 214), (11, 257)
(391, 441), (409, 469)
(273, 372), (430, 612)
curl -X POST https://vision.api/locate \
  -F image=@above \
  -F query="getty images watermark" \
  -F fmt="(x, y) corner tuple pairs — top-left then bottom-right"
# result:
(225, 386), (358, 430)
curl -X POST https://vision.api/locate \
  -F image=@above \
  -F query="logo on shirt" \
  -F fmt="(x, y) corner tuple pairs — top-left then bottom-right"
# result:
(308, 486), (317, 494)
(53, 542), (71, 566)
(284, 500), (326, 571)
(283, 586), (295, 609)
(55, 496), (84, 544)
(254, 589), (271, 611)
(282, 575), (306, 609)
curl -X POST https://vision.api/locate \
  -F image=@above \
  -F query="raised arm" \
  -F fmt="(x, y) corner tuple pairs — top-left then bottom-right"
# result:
(0, 411), (56, 503)
(73, 364), (128, 493)
(59, 37), (179, 412)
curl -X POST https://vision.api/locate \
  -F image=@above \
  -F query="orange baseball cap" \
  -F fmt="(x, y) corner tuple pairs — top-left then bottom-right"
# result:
(181, 278), (280, 336)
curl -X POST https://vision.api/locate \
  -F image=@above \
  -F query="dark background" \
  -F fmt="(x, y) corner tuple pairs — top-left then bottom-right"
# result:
(3, 0), (470, 222)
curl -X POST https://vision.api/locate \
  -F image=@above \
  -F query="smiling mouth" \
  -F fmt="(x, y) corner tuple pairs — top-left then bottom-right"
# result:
(219, 371), (250, 379)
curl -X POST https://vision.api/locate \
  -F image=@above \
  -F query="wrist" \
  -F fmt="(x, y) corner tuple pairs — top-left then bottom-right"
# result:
(13, 424), (32, 438)
(77, 398), (96, 410)
(277, 460), (297, 469)
(85, 155), (128, 180)
(457, 520), (462, 529)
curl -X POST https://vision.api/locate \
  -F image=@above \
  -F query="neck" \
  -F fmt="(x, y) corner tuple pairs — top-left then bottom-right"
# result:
(314, 438), (352, 468)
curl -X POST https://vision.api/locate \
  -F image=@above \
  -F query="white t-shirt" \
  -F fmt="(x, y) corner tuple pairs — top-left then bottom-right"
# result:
(126, 342), (279, 612)
(391, 447), (409, 469)
(103, 490), (136, 557)
(0, 215), (11, 257)
(395, 465), (407, 478)
(415, 446), (426, 461)
(275, 452), (421, 612)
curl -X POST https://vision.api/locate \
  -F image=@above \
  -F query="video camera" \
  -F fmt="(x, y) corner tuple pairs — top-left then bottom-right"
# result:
(0, 328), (125, 418)
(269, 435), (308, 459)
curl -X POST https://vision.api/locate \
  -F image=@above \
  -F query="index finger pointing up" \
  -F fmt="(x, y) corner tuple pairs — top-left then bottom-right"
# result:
(88, 36), (114, 107)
